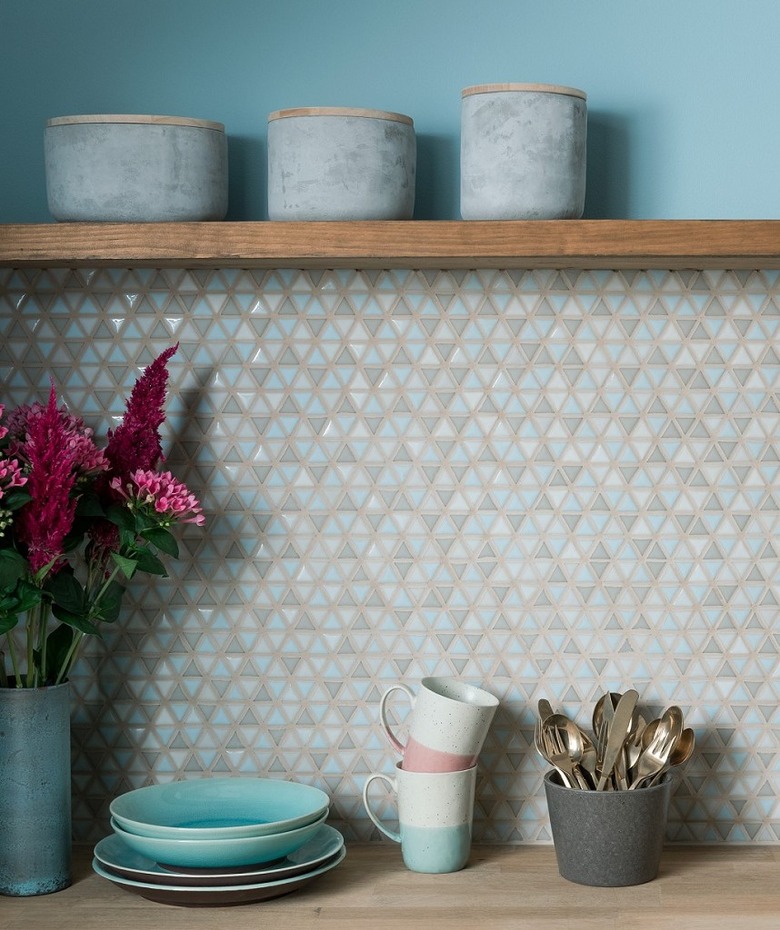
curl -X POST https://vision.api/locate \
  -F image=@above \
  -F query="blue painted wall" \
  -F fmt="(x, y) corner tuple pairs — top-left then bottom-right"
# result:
(2, 0), (779, 222)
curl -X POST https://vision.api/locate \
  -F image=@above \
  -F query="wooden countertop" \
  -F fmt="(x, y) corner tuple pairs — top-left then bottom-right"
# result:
(1, 843), (778, 929)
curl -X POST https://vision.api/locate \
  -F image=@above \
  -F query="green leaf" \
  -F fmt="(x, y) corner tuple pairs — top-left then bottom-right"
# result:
(0, 549), (28, 590)
(95, 581), (125, 623)
(133, 512), (157, 533)
(105, 504), (136, 532)
(50, 606), (100, 637)
(45, 572), (86, 614)
(132, 548), (168, 577)
(2, 489), (31, 512)
(118, 528), (137, 549)
(140, 527), (179, 558)
(44, 623), (75, 682)
(111, 552), (138, 580)
(14, 581), (44, 613)
(0, 613), (19, 634)
(75, 493), (106, 517)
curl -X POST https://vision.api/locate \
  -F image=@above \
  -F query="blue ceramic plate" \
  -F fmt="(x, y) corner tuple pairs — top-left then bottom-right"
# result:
(91, 846), (346, 907)
(110, 777), (329, 839)
(94, 824), (344, 887)
(110, 810), (329, 867)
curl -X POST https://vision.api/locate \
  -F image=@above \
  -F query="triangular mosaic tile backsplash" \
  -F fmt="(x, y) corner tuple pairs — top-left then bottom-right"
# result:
(1, 266), (779, 843)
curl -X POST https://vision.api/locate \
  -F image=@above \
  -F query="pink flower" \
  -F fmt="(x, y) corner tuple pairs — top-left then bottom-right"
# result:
(0, 454), (26, 541)
(0, 456), (26, 497)
(103, 345), (178, 480)
(111, 468), (205, 527)
(14, 386), (79, 574)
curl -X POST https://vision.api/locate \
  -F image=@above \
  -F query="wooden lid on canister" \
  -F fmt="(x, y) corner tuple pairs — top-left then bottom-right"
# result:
(46, 114), (225, 132)
(462, 83), (587, 100)
(268, 107), (413, 126)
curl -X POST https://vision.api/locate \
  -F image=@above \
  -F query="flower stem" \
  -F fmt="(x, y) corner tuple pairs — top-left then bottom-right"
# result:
(25, 608), (37, 687)
(6, 633), (23, 687)
(36, 599), (50, 686)
(91, 563), (122, 605)
(54, 631), (83, 686)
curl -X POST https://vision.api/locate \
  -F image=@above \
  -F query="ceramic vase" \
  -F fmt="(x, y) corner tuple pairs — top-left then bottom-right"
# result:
(0, 681), (72, 895)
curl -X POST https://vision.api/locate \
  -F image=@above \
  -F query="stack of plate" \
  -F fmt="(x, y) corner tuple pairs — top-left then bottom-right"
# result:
(93, 777), (345, 906)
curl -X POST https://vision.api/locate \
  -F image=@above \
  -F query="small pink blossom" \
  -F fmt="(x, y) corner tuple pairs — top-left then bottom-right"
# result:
(0, 454), (26, 541)
(0, 456), (26, 498)
(111, 468), (205, 526)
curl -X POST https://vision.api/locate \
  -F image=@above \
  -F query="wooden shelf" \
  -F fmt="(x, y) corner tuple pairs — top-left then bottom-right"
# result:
(1, 220), (780, 270)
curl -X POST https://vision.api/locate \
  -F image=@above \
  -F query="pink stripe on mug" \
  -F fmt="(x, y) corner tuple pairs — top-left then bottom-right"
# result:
(380, 677), (499, 773)
(402, 737), (475, 773)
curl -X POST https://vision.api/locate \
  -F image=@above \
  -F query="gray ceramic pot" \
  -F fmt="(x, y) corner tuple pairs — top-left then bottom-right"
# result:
(45, 114), (228, 222)
(267, 107), (416, 221)
(543, 770), (672, 886)
(460, 83), (587, 220)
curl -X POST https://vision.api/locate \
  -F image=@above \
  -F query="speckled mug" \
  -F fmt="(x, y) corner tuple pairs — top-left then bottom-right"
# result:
(380, 676), (498, 772)
(363, 763), (477, 873)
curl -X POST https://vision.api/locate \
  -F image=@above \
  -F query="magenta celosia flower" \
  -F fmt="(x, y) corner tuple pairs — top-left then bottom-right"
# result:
(111, 468), (205, 527)
(103, 344), (179, 480)
(91, 344), (180, 553)
(14, 386), (80, 574)
(6, 397), (108, 478)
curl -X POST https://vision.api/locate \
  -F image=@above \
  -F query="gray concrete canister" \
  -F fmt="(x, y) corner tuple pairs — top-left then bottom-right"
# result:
(267, 107), (416, 220)
(460, 83), (587, 220)
(45, 114), (228, 222)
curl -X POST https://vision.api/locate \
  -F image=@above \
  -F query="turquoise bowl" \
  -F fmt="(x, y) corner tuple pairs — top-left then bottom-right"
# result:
(110, 810), (329, 868)
(110, 777), (329, 840)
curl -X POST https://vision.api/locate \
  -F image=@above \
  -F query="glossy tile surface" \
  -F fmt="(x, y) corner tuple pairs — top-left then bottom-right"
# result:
(1, 266), (778, 843)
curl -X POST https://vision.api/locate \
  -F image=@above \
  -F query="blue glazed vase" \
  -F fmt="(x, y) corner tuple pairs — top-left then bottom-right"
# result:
(0, 681), (72, 896)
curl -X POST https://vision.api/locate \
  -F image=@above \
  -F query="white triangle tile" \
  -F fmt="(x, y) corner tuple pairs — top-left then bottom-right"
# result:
(2, 266), (780, 844)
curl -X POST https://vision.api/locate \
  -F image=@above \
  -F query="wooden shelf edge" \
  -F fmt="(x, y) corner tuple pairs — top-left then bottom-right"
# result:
(1, 219), (780, 269)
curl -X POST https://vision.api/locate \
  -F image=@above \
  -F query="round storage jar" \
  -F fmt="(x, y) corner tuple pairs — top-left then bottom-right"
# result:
(460, 83), (587, 220)
(44, 114), (228, 222)
(267, 107), (416, 221)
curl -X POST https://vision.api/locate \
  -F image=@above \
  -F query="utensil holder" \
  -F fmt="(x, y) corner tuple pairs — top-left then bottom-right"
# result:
(543, 770), (672, 886)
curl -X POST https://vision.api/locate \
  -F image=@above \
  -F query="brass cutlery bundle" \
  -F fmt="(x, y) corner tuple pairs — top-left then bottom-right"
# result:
(535, 690), (694, 790)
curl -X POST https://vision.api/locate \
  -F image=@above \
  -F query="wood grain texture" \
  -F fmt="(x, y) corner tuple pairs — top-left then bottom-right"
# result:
(1, 220), (780, 269)
(1, 845), (778, 930)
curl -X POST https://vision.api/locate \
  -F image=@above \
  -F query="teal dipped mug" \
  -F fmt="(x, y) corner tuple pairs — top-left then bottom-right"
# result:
(363, 763), (477, 873)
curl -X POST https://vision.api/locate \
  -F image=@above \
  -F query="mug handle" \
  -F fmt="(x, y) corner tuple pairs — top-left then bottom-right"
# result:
(379, 683), (415, 754)
(362, 772), (400, 843)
